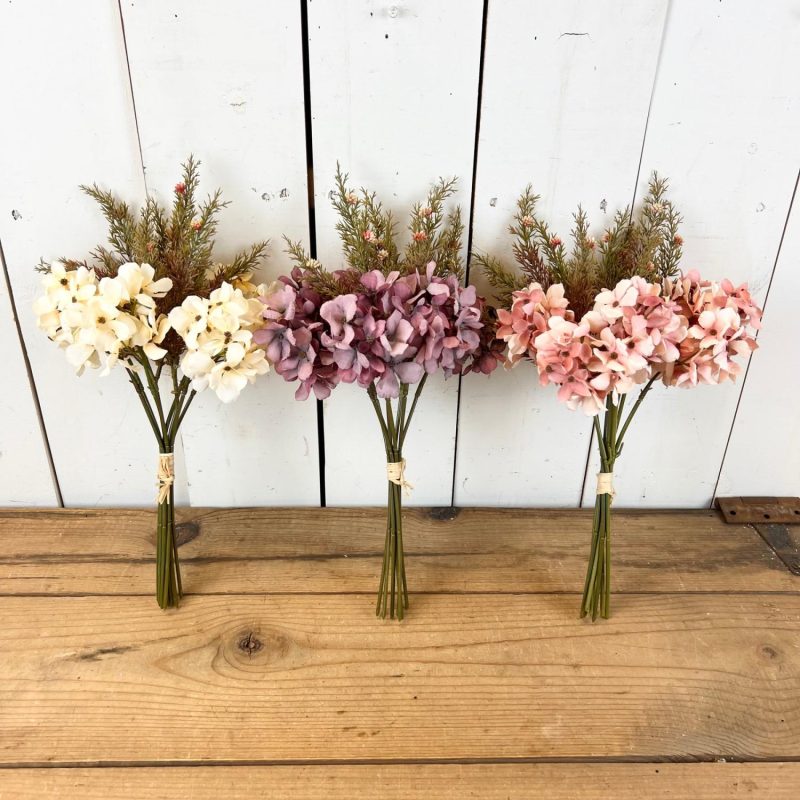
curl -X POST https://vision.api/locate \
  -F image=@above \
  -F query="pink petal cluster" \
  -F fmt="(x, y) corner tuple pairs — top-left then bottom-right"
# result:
(255, 261), (500, 400)
(497, 272), (762, 415)
(664, 270), (761, 388)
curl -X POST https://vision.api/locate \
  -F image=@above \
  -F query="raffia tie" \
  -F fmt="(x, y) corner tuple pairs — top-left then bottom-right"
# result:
(386, 459), (413, 497)
(596, 471), (615, 501)
(156, 453), (175, 505)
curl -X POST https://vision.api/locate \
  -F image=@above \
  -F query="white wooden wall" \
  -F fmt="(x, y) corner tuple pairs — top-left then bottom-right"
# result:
(0, 0), (797, 508)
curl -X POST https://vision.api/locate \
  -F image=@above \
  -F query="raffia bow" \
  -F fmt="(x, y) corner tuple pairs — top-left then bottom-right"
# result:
(156, 453), (175, 504)
(596, 471), (615, 501)
(386, 459), (413, 496)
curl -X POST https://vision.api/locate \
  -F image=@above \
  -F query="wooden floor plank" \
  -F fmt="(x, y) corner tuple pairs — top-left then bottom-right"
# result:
(1, 594), (798, 764)
(2, 763), (799, 799)
(0, 508), (793, 594)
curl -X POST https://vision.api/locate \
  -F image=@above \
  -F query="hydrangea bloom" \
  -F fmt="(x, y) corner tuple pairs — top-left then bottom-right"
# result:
(497, 274), (761, 416)
(34, 261), (171, 375)
(33, 158), (273, 611)
(256, 260), (499, 400)
(168, 282), (268, 403)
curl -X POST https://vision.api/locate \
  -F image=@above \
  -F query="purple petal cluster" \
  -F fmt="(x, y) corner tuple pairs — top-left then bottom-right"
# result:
(255, 261), (500, 400)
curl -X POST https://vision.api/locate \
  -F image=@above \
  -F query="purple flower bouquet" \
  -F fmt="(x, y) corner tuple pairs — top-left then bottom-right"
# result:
(256, 167), (500, 619)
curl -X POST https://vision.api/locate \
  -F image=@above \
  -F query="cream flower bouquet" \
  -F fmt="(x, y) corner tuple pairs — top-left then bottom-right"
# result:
(34, 158), (269, 608)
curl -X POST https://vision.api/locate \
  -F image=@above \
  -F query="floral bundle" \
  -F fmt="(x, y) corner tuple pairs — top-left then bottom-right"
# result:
(34, 158), (269, 608)
(257, 167), (500, 619)
(481, 175), (762, 619)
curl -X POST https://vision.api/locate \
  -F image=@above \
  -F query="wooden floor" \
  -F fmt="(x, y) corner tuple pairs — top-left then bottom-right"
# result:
(0, 507), (798, 798)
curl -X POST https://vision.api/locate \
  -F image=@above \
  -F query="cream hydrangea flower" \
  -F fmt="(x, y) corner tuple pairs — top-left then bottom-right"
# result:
(207, 282), (252, 332)
(168, 295), (208, 348)
(208, 346), (269, 403)
(172, 282), (270, 402)
(34, 262), (173, 375)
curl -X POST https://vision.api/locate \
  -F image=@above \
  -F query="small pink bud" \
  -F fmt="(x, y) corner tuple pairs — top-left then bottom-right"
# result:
(362, 229), (377, 243)
(412, 230), (428, 242)
(521, 215), (534, 228)
(175, 182), (186, 195)
(673, 234), (684, 246)
(549, 236), (562, 247)
(191, 218), (202, 231)
(345, 191), (358, 205)
(420, 206), (433, 218)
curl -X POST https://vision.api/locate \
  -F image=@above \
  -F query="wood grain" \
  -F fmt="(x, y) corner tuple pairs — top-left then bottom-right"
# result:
(308, 0), (485, 506)
(0, 0), (190, 506)
(456, 0), (668, 507)
(0, 509), (793, 595)
(0, 263), (56, 506)
(119, 1), (321, 507)
(2, 763), (799, 799)
(717, 193), (800, 499)
(591, 0), (800, 508)
(1, 593), (798, 764)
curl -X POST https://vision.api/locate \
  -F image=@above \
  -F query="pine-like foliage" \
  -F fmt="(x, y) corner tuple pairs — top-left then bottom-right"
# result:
(43, 156), (269, 316)
(285, 164), (464, 299)
(477, 173), (683, 318)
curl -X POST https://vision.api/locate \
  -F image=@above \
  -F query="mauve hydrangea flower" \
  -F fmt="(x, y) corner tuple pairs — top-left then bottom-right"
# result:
(256, 259), (499, 401)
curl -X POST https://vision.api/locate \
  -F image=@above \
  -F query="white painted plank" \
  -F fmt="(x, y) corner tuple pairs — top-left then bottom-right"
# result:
(0, 0), (190, 506)
(716, 180), (800, 498)
(309, 0), (485, 506)
(456, 0), (669, 506)
(0, 266), (56, 505)
(120, 0), (318, 505)
(587, 0), (800, 508)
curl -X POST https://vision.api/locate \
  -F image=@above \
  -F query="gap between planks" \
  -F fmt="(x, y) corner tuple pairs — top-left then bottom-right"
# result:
(0, 508), (796, 595)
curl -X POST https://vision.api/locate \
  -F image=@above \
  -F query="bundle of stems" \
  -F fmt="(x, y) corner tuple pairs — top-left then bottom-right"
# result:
(581, 376), (657, 619)
(367, 376), (428, 620)
(126, 351), (196, 609)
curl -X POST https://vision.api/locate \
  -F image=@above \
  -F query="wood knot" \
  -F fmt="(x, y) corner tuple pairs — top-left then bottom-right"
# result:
(175, 521), (200, 546)
(238, 632), (263, 655)
(759, 644), (779, 661)
(427, 506), (460, 522)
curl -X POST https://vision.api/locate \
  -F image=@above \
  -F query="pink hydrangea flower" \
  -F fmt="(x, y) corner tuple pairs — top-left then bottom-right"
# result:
(496, 271), (762, 415)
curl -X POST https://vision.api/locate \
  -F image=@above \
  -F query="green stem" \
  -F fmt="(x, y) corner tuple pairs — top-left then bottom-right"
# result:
(368, 387), (412, 620)
(581, 381), (658, 622)
(136, 352), (167, 435)
(127, 368), (164, 448)
(616, 375), (657, 451)
(400, 375), (427, 446)
(367, 383), (391, 448)
(171, 384), (196, 442)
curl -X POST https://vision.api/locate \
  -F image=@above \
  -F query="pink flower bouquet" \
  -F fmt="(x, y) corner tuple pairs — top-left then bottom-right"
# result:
(481, 175), (762, 619)
(257, 167), (500, 619)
